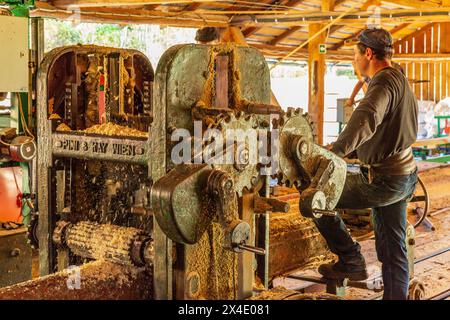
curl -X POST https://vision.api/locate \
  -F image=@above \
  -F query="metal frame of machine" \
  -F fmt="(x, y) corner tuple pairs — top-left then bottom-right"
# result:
(31, 41), (349, 300)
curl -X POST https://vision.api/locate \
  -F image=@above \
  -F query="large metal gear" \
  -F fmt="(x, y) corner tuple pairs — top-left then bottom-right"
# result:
(272, 108), (315, 188)
(205, 111), (260, 196)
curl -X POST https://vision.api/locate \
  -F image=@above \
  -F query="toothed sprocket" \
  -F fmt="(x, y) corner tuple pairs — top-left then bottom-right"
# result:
(272, 108), (315, 188)
(205, 111), (260, 196)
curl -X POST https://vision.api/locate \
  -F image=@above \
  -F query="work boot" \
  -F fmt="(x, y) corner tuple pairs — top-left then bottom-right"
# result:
(318, 258), (369, 281)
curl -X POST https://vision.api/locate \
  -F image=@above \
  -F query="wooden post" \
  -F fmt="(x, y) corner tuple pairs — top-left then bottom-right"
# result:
(308, 22), (326, 145)
(307, 0), (335, 145)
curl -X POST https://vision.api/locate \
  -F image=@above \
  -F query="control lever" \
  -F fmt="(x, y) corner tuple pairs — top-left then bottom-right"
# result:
(237, 243), (266, 255)
(312, 208), (338, 217)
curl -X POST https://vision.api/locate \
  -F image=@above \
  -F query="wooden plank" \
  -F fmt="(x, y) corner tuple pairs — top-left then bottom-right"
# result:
(423, 62), (429, 100)
(441, 23), (450, 53)
(433, 23), (439, 53)
(426, 27), (432, 54)
(409, 62), (415, 95)
(440, 62), (448, 99)
(437, 62), (442, 102)
(430, 62), (435, 101)
(447, 62), (450, 98)
(415, 62), (422, 100)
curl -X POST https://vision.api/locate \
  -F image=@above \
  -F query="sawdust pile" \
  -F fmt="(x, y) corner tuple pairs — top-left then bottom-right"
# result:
(56, 123), (72, 132)
(49, 113), (62, 120)
(249, 286), (344, 300)
(83, 122), (148, 137)
(185, 222), (238, 300)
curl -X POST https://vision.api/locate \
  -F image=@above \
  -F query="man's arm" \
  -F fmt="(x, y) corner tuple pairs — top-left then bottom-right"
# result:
(332, 82), (392, 158)
(346, 80), (364, 107)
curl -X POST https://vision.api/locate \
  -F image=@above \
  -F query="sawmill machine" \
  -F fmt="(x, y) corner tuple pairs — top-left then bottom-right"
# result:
(27, 43), (346, 300)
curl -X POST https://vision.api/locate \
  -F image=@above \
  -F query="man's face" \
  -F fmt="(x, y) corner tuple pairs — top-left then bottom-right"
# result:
(354, 45), (371, 77)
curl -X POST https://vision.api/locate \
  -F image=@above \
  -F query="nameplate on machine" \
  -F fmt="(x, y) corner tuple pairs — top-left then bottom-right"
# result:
(52, 133), (147, 164)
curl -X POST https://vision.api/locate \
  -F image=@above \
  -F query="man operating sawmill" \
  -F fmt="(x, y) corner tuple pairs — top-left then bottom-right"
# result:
(315, 28), (419, 300)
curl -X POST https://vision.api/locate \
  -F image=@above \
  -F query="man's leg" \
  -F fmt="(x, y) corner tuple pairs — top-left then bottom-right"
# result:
(312, 172), (374, 280)
(313, 169), (415, 281)
(372, 200), (409, 300)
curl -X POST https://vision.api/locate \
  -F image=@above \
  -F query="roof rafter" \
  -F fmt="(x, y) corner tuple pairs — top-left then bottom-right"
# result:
(240, 0), (305, 38)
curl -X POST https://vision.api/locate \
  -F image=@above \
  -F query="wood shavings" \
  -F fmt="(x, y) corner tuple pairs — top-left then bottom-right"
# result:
(249, 286), (344, 300)
(56, 123), (71, 132)
(83, 122), (148, 137)
(48, 113), (61, 120)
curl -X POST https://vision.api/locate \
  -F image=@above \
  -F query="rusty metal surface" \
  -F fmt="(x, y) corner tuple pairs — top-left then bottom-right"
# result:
(151, 164), (211, 245)
(0, 260), (152, 300)
(52, 132), (148, 165)
(36, 45), (154, 277)
(153, 44), (270, 299)
(0, 229), (32, 288)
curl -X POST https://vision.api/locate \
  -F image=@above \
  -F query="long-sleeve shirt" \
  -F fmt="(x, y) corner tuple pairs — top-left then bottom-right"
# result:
(332, 66), (418, 168)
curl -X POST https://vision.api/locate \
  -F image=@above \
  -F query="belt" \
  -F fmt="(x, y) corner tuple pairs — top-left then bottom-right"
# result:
(361, 148), (417, 181)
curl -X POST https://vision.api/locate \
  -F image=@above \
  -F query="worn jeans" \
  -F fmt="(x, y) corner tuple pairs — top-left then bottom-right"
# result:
(312, 167), (418, 300)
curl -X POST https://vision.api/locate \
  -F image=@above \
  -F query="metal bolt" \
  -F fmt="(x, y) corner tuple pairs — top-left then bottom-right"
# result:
(224, 180), (233, 190)
(10, 248), (20, 257)
(299, 141), (308, 155)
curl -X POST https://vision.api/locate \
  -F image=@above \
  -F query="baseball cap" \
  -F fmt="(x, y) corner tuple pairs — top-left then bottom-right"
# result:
(345, 28), (393, 52)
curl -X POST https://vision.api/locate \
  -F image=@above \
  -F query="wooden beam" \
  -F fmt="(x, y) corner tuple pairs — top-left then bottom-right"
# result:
(144, 4), (159, 10)
(252, 42), (353, 60)
(32, 1), (229, 27)
(183, 2), (204, 11)
(269, 26), (302, 45)
(225, 0), (282, 13)
(390, 23), (410, 36)
(51, 0), (218, 8)
(229, 8), (450, 27)
(381, 0), (440, 9)
(242, 27), (260, 37)
(240, 0), (305, 40)
(330, 30), (360, 50)
(324, 0), (380, 41)
(322, 0), (335, 12)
